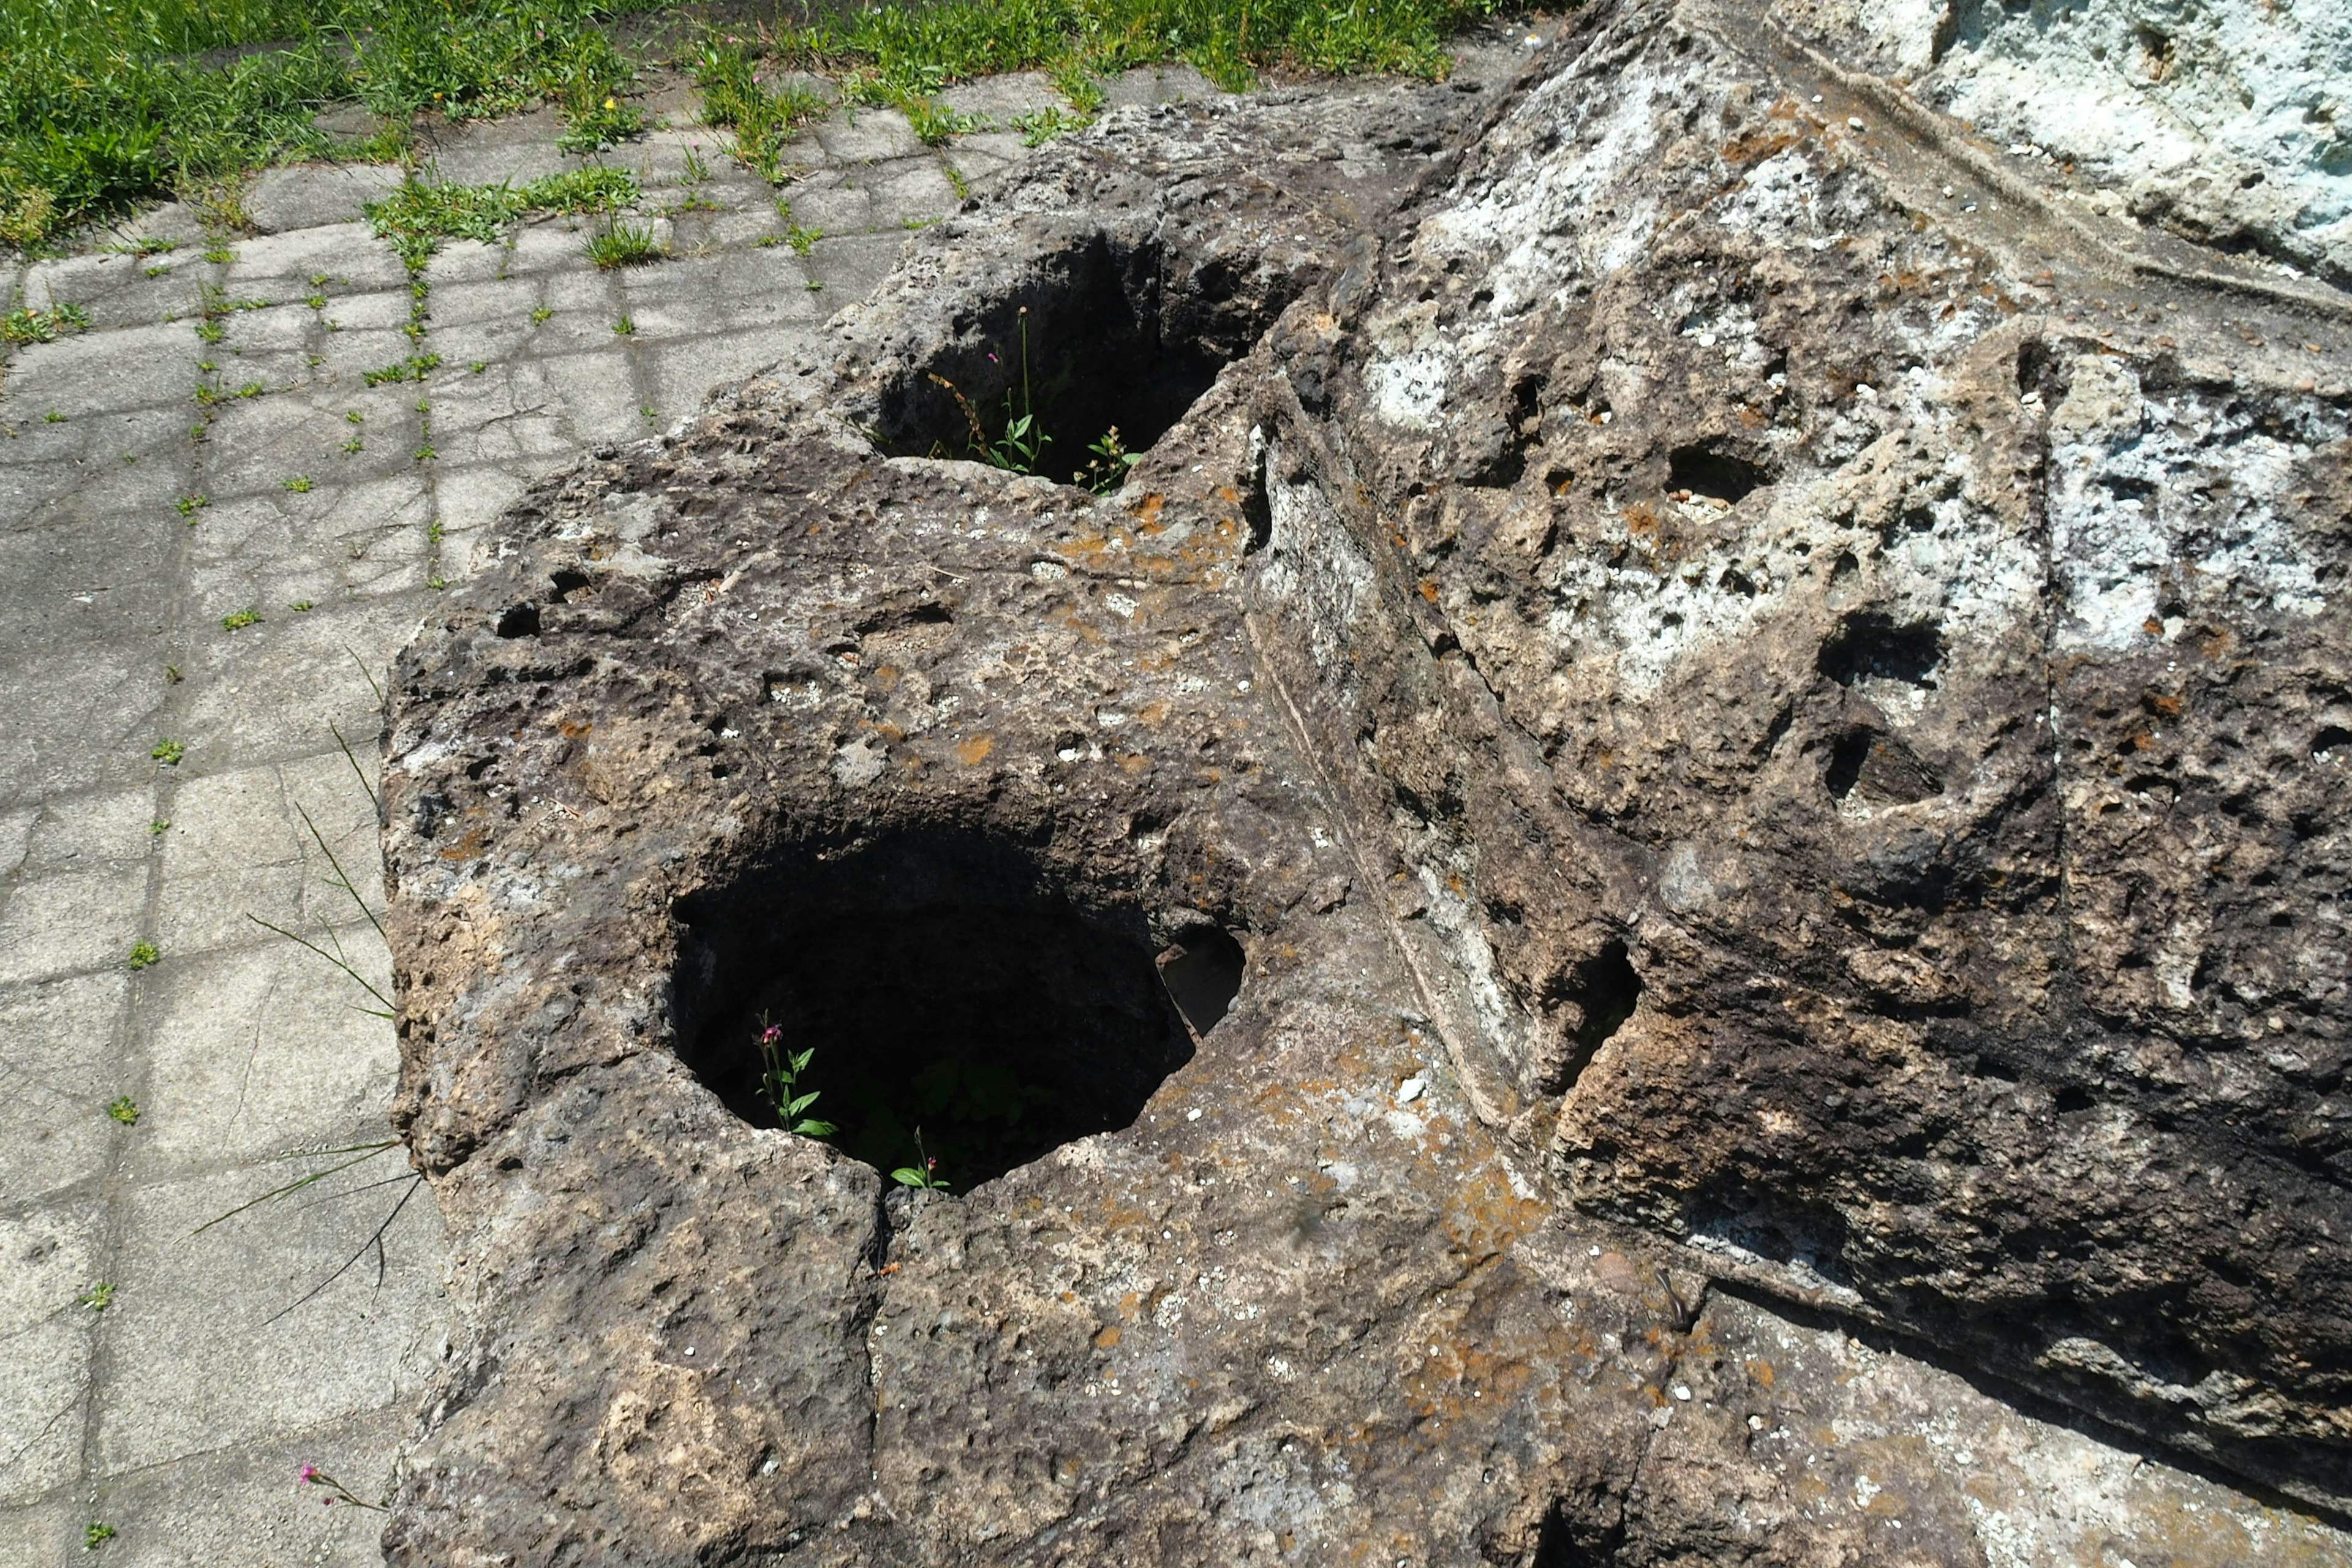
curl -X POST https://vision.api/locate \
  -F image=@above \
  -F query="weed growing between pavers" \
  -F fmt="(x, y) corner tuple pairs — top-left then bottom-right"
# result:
(363, 167), (636, 268)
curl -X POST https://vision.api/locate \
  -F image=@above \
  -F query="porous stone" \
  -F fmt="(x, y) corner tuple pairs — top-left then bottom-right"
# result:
(380, 1), (2352, 1561)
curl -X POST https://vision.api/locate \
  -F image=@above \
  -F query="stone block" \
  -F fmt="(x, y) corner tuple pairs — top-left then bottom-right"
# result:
(94, 1158), (444, 1476)
(94, 1406), (412, 1568)
(128, 933), (397, 1178)
(0, 1200), (100, 1504)
(0, 864), (148, 987)
(243, 165), (407, 236)
(0, 976), (126, 1210)
(816, 107), (925, 165)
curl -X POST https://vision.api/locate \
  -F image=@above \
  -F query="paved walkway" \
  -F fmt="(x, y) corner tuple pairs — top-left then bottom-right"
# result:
(0, 59), (1232, 1564)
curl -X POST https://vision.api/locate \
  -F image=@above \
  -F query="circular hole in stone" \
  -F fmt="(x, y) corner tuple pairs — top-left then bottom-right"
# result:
(858, 233), (1262, 491)
(674, 832), (1219, 1191)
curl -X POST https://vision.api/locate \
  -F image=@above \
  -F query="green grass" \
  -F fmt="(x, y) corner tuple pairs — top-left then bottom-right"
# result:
(363, 167), (638, 268)
(0, 0), (668, 248)
(2, 0), (1504, 251)
(585, 216), (665, 268)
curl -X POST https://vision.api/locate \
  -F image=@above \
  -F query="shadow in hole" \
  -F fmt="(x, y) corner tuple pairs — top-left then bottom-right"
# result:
(676, 840), (1213, 1190)
(865, 232), (1240, 489)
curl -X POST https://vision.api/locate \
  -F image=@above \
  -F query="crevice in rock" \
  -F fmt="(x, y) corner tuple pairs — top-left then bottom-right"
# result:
(672, 830), (1201, 1191)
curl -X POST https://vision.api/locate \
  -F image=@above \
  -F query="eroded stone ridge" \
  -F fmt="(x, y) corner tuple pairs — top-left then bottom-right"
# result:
(382, 2), (2352, 1561)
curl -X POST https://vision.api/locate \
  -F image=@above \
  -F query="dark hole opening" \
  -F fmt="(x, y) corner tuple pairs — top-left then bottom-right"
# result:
(1819, 609), (1943, 688)
(674, 835), (1204, 1191)
(1666, 441), (1774, 503)
(1824, 728), (1875, 800)
(494, 602), (540, 638)
(1158, 925), (1246, 1038)
(864, 233), (1243, 491)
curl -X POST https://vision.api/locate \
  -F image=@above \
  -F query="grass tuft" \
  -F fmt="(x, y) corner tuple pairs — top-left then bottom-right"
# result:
(585, 217), (664, 268)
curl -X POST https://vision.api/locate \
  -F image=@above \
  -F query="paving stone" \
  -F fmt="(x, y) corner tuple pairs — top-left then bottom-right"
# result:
(0, 644), (172, 809)
(21, 787), (157, 878)
(492, 349), (647, 447)
(940, 71), (1065, 120)
(21, 251), (164, 334)
(244, 165), (407, 236)
(0, 864), (149, 989)
(642, 325), (819, 422)
(94, 1157), (445, 1477)
(200, 389), (423, 499)
(867, 157), (965, 222)
(0, 1497), (83, 1565)
(782, 177), (876, 236)
(816, 106), (926, 164)
(411, 108), (579, 189)
(1102, 63), (1223, 107)
(3, 323), (198, 417)
(804, 232), (915, 304)
(424, 364), (605, 469)
(0, 973), (135, 1209)
(128, 931), (396, 1176)
(96, 1406), (410, 1568)
(176, 598), (420, 771)
(0, 1201), (100, 1505)
(0, 516), (180, 659)
(224, 226), (405, 296)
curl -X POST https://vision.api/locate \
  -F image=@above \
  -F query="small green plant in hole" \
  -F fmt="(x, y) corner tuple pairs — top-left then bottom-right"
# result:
(150, 739), (183, 766)
(83, 1521), (115, 1550)
(756, 233), (779, 247)
(892, 1130), (950, 1191)
(786, 224), (821, 255)
(289, 600), (314, 612)
(107, 1094), (141, 1123)
(43, 410), (66, 423)
(144, 265), (168, 277)
(944, 165), (971, 202)
(222, 607), (262, 630)
(754, 1017), (837, 1137)
(1077, 426), (1139, 493)
(282, 476), (312, 494)
(77, 1282), (115, 1311)
(805, 277), (824, 292)
(612, 314), (635, 335)
(126, 941), (159, 970)
(343, 435), (363, 454)
(345, 410), (363, 424)
(304, 292), (326, 309)
(531, 306), (554, 324)
(148, 819), (168, 836)
(235, 381), (262, 398)
(470, 360), (487, 373)
(176, 494), (207, 518)
(202, 244), (231, 264)
(194, 317), (223, 344)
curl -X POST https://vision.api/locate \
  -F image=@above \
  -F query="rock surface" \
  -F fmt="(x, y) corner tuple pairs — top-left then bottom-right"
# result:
(380, 1), (2352, 1561)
